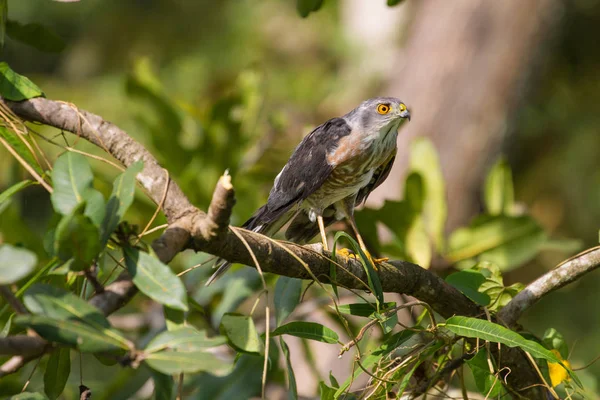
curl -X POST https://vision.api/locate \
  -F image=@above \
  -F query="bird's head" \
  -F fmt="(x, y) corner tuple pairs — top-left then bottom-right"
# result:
(346, 97), (411, 135)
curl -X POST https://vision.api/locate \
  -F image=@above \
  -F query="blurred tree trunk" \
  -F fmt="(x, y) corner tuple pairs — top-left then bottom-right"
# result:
(369, 0), (563, 234)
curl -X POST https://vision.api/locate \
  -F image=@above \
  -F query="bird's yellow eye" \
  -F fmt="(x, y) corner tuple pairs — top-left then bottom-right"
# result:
(377, 104), (390, 114)
(399, 103), (407, 112)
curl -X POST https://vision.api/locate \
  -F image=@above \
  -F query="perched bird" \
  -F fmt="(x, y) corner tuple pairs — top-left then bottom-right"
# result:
(207, 97), (410, 285)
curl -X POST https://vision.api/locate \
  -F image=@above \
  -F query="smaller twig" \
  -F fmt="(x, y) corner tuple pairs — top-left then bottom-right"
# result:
(0, 286), (28, 314)
(499, 246), (600, 328)
(84, 265), (104, 295)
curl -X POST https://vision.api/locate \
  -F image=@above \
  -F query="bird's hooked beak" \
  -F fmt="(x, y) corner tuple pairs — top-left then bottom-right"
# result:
(400, 108), (411, 121)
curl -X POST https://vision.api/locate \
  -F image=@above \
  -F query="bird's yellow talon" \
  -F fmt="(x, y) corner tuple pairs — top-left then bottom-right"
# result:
(335, 248), (356, 258)
(335, 248), (386, 270)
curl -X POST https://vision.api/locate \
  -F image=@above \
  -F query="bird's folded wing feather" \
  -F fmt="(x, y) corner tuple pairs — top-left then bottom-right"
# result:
(247, 117), (353, 226)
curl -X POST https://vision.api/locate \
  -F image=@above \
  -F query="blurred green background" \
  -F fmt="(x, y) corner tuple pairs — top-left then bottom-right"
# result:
(1, 0), (600, 397)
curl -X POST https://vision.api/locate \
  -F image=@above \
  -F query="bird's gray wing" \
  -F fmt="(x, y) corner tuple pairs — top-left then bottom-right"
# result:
(206, 117), (351, 286)
(356, 149), (396, 206)
(244, 117), (352, 231)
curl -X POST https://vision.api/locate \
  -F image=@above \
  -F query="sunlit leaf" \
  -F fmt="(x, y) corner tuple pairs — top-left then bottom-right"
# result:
(0, 244), (37, 284)
(446, 215), (547, 270)
(6, 20), (65, 53)
(484, 158), (514, 215)
(101, 161), (143, 245)
(15, 315), (129, 353)
(0, 62), (44, 100)
(219, 313), (263, 354)
(409, 138), (447, 250)
(123, 247), (188, 311)
(274, 276), (302, 327)
(445, 316), (560, 362)
(44, 347), (70, 400)
(445, 269), (491, 306)
(406, 216), (432, 268)
(145, 326), (226, 353)
(145, 349), (231, 375)
(272, 321), (338, 344)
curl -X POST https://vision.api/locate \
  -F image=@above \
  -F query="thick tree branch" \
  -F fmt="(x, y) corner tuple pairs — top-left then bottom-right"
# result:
(498, 246), (600, 328)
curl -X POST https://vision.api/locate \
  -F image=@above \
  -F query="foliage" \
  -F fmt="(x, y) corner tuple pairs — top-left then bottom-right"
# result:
(0, 1), (597, 399)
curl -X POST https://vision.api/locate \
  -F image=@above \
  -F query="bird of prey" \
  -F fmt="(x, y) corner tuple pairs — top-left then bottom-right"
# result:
(207, 97), (410, 285)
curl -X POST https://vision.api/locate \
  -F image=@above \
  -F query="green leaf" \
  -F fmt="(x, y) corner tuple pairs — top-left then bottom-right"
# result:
(101, 161), (143, 245)
(50, 152), (95, 215)
(150, 369), (174, 400)
(319, 381), (336, 400)
(280, 338), (298, 400)
(466, 349), (505, 397)
(296, 0), (324, 18)
(1, 313), (14, 337)
(332, 231), (384, 308)
(274, 276), (302, 327)
(334, 302), (396, 318)
(445, 270), (491, 306)
(476, 265), (524, 311)
(9, 393), (49, 400)
(15, 315), (129, 353)
(145, 326), (226, 353)
(0, 244), (37, 284)
(406, 216), (432, 268)
(23, 284), (110, 329)
(409, 138), (447, 250)
(53, 205), (101, 271)
(6, 20), (65, 53)
(44, 347), (70, 400)
(145, 350), (230, 375)
(0, 62), (44, 100)
(0, 126), (44, 175)
(446, 215), (547, 270)
(543, 328), (569, 360)
(387, 0), (405, 5)
(219, 313), (263, 354)
(445, 316), (561, 363)
(124, 247), (188, 311)
(0, 180), (34, 206)
(83, 188), (106, 228)
(484, 158), (514, 215)
(272, 321), (338, 344)
(0, 0), (6, 48)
